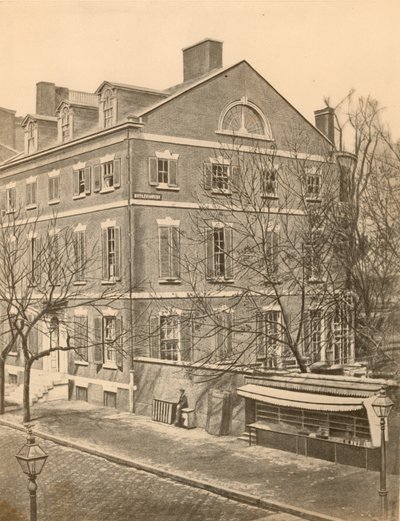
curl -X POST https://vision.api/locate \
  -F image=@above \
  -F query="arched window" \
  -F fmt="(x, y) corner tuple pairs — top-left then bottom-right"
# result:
(26, 121), (37, 153)
(61, 107), (71, 142)
(103, 89), (114, 129)
(219, 99), (272, 140)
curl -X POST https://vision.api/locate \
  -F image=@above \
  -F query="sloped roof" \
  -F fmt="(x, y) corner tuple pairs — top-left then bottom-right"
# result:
(95, 80), (168, 97)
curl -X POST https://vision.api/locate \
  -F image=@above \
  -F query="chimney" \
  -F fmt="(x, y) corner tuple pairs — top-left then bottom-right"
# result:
(36, 82), (56, 116)
(314, 106), (335, 144)
(182, 39), (223, 82)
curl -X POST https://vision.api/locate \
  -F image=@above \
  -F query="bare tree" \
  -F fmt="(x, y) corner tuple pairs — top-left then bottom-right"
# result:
(172, 133), (348, 375)
(0, 208), (128, 421)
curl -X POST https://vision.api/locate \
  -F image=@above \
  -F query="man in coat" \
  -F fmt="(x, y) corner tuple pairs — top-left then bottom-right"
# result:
(175, 389), (188, 427)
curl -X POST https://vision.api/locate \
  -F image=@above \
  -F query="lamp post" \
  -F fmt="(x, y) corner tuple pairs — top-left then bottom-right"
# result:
(15, 425), (48, 521)
(372, 385), (394, 521)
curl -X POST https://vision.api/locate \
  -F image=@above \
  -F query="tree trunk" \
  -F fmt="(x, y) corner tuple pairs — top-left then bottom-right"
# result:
(23, 358), (33, 423)
(0, 357), (5, 415)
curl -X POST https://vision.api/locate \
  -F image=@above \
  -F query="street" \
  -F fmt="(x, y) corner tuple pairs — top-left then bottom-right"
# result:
(0, 425), (270, 521)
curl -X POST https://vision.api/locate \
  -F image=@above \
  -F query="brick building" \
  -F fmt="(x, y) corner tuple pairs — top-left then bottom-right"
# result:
(1, 39), (360, 432)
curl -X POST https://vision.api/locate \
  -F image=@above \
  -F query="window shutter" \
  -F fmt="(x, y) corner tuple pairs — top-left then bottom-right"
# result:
(231, 166), (240, 192)
(169, 160), (178, 187)
(256, 313), (266, 360)
(29, 319), (38, 355)
(84, 167), (91, 195)
(32, 182), (37, 205)
(225, 227), (234, 280)
(114, 227), (121, 281)
(93, 164), (101, 192)
(205, 229), (214, 279)
(171, 227), (180, 279)
(0, 191), (6, 216)
(273, 231), (279, 273)
(54, 177), (60, 200)
(149, 315), (160, 358)
(93, 317), (104, 364)
(303, 313), (310, 359)
(225, 312), (233, 359)
(159, 227), (170, 279)
(148, 157), (158, 186)
(113, 158), (121, 188)
(73, 318), (80, 361)
(49, 178), (54, 202)
(115, 317), (123, 370)
(26, 184), (31, 205)
(180, 312), (192, 362)
(102, 228), (108, 280)
(204, 162), (212, 190)
(73, 170), (79, 197)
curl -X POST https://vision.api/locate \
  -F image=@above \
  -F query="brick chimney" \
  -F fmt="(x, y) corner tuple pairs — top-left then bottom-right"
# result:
(314, 107), (335, 144)
(36, 82), (69, 116)
(182, 39), (223, 82)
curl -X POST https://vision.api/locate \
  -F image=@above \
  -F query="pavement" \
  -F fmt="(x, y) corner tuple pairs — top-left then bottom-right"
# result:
(1, 401), (399, 521)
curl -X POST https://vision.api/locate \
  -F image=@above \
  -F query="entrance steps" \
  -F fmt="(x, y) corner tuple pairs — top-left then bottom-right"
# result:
(6, 374), (69, 406)
(237, 430), (256, 444)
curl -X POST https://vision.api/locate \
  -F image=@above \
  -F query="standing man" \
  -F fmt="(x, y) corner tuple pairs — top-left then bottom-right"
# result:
(175, 389), (188, 427)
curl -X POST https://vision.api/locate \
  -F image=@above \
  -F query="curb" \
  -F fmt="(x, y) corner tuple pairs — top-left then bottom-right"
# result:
(0, 418), (346, 521)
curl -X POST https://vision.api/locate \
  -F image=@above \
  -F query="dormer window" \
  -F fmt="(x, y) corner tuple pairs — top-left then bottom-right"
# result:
(99, 88), (117, 129)
(218, 98), (273, 141)
(26, 121), (37, 154)
(61, 107), (71, 142)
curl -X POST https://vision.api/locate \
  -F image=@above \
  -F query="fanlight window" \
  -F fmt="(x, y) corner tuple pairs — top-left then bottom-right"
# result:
(222, 104), (265, 136)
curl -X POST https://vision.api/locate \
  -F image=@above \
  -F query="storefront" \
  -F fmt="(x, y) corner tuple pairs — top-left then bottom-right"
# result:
(237, 374), (398, 471)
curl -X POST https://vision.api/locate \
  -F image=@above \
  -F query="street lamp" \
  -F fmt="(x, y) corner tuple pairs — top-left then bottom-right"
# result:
(15, 425), (48, 521)
(372, 385), (394, 521)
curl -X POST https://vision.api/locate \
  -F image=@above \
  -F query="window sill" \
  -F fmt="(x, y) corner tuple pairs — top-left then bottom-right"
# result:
(101, 279), (119, 285)
(74, 360), (89, 366)
(207, 278), (235, 284)
(215, 130), (274, 143)
(73, 281), (87, 286)
(73, 194), (86, 200)
(103, 362), (118, 370)
(100, 187), (115, 194)
(49, 199), (60, 205)
(158, 279), (181, 285)
(8, 352), (18, 357)
(211, 189), (231, 196)
(155, 184), (180, 191)
(261, 194), (279, 200)
(306, 198), (321, 203)
(6, 210), (15, 215)
(26, 204), (38, 210)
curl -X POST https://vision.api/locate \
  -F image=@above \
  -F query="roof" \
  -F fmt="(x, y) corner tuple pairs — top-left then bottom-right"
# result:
(95, 80), (168, 97)
(182, 38), (223, 52)
(237, 384), (365, 412)
(245, 374), (396, 398)
(22, 114), (57, 125)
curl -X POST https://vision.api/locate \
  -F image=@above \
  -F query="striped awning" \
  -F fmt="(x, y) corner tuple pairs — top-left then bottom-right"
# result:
(237, 384), (365, 412)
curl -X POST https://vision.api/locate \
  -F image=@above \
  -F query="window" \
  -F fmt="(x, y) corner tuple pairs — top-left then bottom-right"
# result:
(6, 187), (16, 214)
(332, 300), (353, 365)
(304, 229), (323, 282)
(306, 170), (322, 200)
(93, 159), (121, 192)
(148, 154), (178, 188)
(73, 167), (91, 197)
(265, 229), (279, 279)
(149, 312), (193, 362)
(76, 386), (88, 401)
(26, 180), (37, 209)
(204, 161), (236, 194)
(220, 101), (271, 137)
(60, 107), (71, 142)
(304, 309), (323, 364)
(29, 237), (39, 285)
(48, 232), (61, 285)
(74, 315), (88, 362)
(257, 310), (282, 368)
(48, 175), (60, 204)
(26, 121), (37, 154)
(159, 226), (180, 281)
(103, 90), (114, 129)
(160, 315), (180, 361)
(206, 225), (233, 281)
(262, 167), (278, 198)
(215, 310), (233, 361)
(93, 315), (123, 368)
(49, 316), (60, 352)
(104, 391), (117, 408)
(74, 230), (86, 282)
(101, 226), (121, 282)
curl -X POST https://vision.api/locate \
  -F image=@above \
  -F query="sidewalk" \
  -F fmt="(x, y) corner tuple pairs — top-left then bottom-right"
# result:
(2, 401), (399, 521)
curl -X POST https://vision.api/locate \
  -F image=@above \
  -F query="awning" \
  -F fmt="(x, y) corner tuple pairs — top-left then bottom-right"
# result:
(237, 384), (365, 412)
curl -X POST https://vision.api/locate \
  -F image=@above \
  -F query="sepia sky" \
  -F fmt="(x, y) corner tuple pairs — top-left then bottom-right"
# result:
(0, 0), (399, 139)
